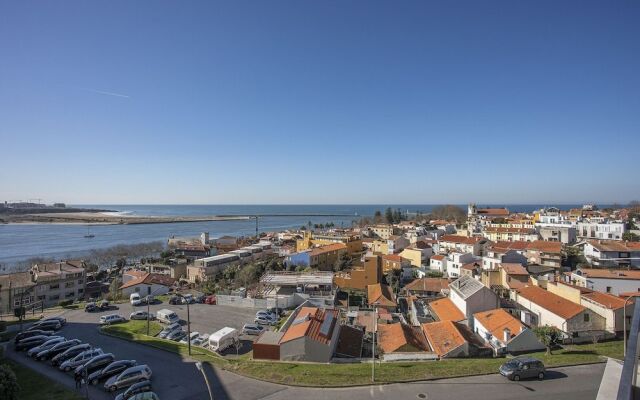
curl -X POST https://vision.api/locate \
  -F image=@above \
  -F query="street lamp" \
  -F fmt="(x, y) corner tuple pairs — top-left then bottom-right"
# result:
(196, 361), (213, 400)
(623, 294), (638, 355)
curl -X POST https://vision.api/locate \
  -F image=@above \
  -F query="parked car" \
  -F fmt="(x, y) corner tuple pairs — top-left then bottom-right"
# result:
(267, 307), (286, 317)
(194, 294), (206, 303)
(254, 315), (277, 325)
(99, 300), (110, 310)
(499, 357), (545, 381)
(166, 329), (186, 341)
(156, 309), (180, 324)
(157, 322), (182, 339)
(130, 311), (154, 321)
(168, 296), (181, 305)
(88, 360), (137, 385)
(242, 324), (265, 336)
(256, 310), (277, 320)
(105, 365), (153, 392)
(192, 333), (209, 347)
(16, 335), (63, 352)
(85, 302), (98, 312)
(35, 339), (82, 361)
(179, 332), (199, 345)
(27, 336), (66, 357)
(181, 294), (195, 304)
(130, 293), (143, 306)
(203, 295), (216, 305)
(114, 380), (153, 400)
(99, 314), (126, 325)
(52, 343), (91, 366)
(73, 353), (115, 378)
(144, 295), (155, 304)
(128, 392), (159, 400)
(38, 316), (66, 326)
(60, 348), (104, 372)
(27, 320), (61, 332)
(14, 329), (53, 344)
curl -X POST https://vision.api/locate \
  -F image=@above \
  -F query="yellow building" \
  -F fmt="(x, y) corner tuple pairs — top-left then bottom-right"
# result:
(399, 247), (423, 268)
(296, 231), (362, 254)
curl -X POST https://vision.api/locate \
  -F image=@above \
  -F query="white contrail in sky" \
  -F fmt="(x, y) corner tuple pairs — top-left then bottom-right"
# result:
(82, 88), (130, 98)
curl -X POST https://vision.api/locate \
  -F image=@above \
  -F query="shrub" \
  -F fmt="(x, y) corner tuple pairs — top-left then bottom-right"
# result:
(58, 299), (73, 308)
(0, 364), (20, 400)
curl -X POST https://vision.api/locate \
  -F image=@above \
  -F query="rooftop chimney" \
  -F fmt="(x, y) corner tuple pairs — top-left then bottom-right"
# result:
(503, 328), (511, 342)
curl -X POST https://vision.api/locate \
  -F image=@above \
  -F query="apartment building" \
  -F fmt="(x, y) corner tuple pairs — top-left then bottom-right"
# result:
(583, 240), (640, 268)
(0, 260), (87, 313)
(577, 220), (625, 241)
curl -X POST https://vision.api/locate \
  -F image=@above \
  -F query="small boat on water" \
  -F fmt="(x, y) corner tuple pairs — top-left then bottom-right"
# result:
(84, 226), (95, 238)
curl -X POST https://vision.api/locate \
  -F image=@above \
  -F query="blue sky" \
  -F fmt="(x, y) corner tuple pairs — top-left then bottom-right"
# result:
(1, 1), (639, 205)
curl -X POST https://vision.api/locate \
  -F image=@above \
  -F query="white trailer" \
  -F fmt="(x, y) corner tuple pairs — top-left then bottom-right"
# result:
(208, 327), (239, 352)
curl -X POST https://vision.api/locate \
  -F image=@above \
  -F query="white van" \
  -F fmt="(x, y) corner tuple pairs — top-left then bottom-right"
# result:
(208, 327), (239, 352)
(130, 293), (142, 306)
(156, 309), (180, 324)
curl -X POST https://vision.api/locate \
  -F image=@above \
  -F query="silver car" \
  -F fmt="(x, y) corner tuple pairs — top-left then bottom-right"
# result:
(27, 336), (65, 357)
(105, 365), (153, 392)
(60, 348), (103, 372)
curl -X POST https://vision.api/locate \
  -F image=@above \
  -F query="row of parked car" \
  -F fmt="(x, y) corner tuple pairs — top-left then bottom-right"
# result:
(13, 316), (158, 399)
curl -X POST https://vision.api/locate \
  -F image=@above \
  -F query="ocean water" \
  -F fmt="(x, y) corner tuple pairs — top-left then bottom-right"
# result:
(0, 204), (589, 268)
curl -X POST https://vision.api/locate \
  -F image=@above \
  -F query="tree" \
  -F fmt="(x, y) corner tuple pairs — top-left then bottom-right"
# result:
(623, 232), (640, 242)
(385, 208), (394, 224)
(333, 253), (353, 272)
(385, 269), (402, 295)
(563, 246), (587, 269)
(374, 210), (383, 223)
(533, 325), (562, 355)
(0, 365), (19, 400)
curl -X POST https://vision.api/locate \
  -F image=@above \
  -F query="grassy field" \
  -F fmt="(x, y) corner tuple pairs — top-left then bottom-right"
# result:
(1, 358), (82, 400)
(101, 320), (623, 386)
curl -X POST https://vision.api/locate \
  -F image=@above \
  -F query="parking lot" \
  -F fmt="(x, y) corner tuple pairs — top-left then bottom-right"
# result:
(78, 301), (262, 339)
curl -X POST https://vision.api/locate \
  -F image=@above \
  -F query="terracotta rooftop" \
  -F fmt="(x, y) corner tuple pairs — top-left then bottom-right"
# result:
(308, 243), (347, 257)
(431, 255), (446, 261)
(280, 307), (338, 345)
(421, 320), (467, 357)
(440, 235), (483, 245)
(473, 309), (526, 343)
(501, 263), (529, 276)
(588, 240), (640, 252)
(582, 291), (629, 310)
(484, 227), (536, 234)
(404, 278), (449, 293)
(491, 241), (530, 252)
(517, 285), (586, 320)
(527, 240), (562, 253)
(382, 254), (404, 262)
(428, 297), (465, 322)
(119, 272), (176, 290)
(367, 283), (397, 307)
(477, 208), (510, 216)
(576, 268), (640, 280)
(377, 323), (431, 353)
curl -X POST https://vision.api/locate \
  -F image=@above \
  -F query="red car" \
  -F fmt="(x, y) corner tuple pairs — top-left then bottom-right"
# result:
(204, 295), (216, 305)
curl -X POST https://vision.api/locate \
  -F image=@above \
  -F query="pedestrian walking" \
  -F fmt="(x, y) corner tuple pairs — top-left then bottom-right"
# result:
(75, 373), (82, 389)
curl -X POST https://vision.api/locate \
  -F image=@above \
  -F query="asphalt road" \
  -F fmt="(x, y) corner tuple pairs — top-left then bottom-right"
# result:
(5, 308), (607, 400)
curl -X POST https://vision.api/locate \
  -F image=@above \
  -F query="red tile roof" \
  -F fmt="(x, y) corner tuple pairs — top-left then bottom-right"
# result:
(119, 272), (176, 290)
(368, 283), (397, 307)
(440, 235), (483, 245)
(577, 268), (640, 280)
(517, 285), (585, 319)
(582, 291), (629, 310)
(421, 321), (467, 357)
(308, 243), (347, 256)
(527, 240), (562, 253)
(377, 323), (430, 353)
(280, 307), (338, 345)
(501, 263), (528, 276)
(428, 298), (465, 322)
(404, 278), (449, 293)
(473, 309), (525, 343)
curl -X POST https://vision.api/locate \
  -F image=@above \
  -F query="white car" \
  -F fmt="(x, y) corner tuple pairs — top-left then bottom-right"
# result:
(254, 315), (277, 326)
(130, 293), (143, 306)
(192, 333), (209, 347)
(242, 324), (265, 335)
(256, 310), (277, 320)
(99, 314), (126, 325)
(179, 332), (199, 345)
(157, 322), (182, 339)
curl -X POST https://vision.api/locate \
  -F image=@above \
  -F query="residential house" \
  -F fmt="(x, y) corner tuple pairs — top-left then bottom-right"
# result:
(277, 306), (341, 363)
(286, 243), (348, 271)
(189, 253), (241, 282)
(513, 285), (605, 341)
(333, 255), (382, 291)
(399, 243), (433, 268)
(482, 241), (528, 270)
(445, 252), (476, 279)
(333, 325), (364, 358)
(577, 220), (626, 241)
(429, 255), (447, 274)
(583, 240), (640, 268)
(438, 235), (488, 256)
(377, 323), (431, 355)
(367, 283), (397, 311)
(483, 227), (539, 242)
(403, 278), (449, 298)
(296, 231), (363, 254)
(473, 308), (545, 355)
(387, 235), (410, 254)
(381, 254), (410, 273)
(525, 241), (563, 270)
(422, 320), (491, 358)
(119, 273), (176, 298)
(449, 275), (499, 326)
(581, 291), (633, 335)
(427, 297), (465, 322)
(570, 268), (640, 296)
(370, 225), (397, 240)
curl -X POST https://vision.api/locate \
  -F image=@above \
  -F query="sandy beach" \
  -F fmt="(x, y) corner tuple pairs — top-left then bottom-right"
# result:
(0, 212), (251, 225)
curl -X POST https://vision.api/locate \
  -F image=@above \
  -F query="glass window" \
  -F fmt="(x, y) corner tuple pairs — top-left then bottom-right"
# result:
(584, 314), (590, 322)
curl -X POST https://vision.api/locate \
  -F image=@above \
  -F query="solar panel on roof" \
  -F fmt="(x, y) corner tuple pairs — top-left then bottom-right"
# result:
(319, 313), (335, 337)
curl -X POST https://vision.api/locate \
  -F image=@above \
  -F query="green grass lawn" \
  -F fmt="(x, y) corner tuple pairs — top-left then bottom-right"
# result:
(101, 320), (624, 387)
(1, 359), (82, 400)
